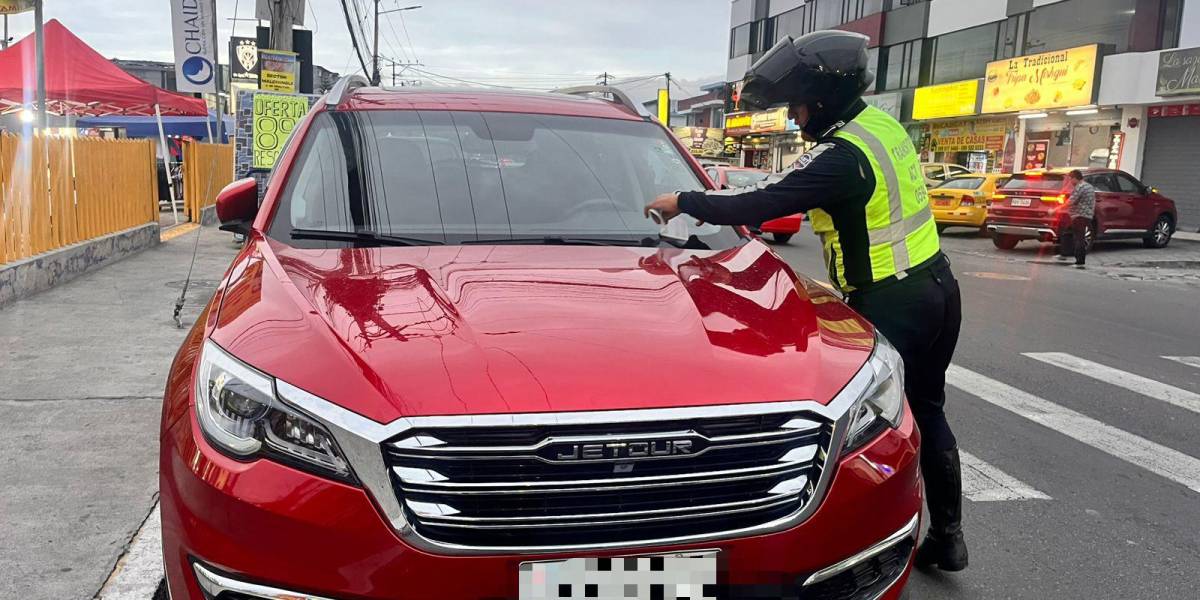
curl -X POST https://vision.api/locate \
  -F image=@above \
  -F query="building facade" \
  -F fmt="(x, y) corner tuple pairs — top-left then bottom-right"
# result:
(724, 0), (1199, 230)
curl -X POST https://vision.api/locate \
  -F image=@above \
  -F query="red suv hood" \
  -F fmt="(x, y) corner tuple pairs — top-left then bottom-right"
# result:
(210, 238), (874, 424)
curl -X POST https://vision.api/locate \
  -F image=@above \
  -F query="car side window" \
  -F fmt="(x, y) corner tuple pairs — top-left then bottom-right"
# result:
(924, 165), (944, 181)
(1085, 174), (1116, 192)
(1114, 173), (1142, 194)
(706, 168), (719, 183)
(948, 166), (971, 178)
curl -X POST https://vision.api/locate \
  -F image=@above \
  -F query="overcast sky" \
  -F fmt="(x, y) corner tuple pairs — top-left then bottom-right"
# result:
(3, 0), (729, 95)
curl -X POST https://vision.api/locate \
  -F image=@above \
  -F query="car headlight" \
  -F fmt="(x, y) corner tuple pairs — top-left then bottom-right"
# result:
(841, 334), (905, 453)
(195, 340), (355, 484)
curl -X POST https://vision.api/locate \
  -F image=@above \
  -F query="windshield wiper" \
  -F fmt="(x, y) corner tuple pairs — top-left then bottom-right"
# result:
(463, 236), (658, 247)
(290, 228), (445, 247)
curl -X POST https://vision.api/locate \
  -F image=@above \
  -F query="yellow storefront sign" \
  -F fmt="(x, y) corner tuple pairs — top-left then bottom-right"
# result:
(750, 107), (789, 133)
(673, 127), (726, 158)
(913, 80), (979, 120)
(0, 0), (34, 14)
(253, 93), (309, 169)
(724, 112), (753, 136)
(982, 44), (1098, 113)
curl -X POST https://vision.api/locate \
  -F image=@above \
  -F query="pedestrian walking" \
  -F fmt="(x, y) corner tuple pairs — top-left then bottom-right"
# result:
(1059, 170), (1095, 268)
(644, 31), (968, 571)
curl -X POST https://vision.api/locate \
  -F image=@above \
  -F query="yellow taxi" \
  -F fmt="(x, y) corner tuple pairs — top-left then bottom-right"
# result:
(929, 172), (1010, 233)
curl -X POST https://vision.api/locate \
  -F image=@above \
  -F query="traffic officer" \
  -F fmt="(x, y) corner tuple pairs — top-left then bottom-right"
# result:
(644, 31), (968, 571)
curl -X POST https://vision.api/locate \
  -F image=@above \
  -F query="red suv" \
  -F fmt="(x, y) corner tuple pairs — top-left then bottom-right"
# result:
(160, 78), (922, 600)
(986, 167), (1178, 251)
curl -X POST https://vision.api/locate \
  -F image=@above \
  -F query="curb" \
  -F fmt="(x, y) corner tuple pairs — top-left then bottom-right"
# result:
(0, 223), (161, 307)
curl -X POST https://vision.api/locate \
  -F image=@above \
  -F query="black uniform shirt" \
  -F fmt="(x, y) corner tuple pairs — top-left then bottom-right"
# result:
(677, 102), (881, 287)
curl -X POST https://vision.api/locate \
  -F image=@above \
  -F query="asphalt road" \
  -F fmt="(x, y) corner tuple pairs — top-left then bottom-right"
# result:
(2, 223), (1197, 599)
(772, 228), (1200, 599)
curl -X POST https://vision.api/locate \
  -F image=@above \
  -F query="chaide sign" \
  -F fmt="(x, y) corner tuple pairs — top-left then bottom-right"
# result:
(982, 45), (1098, 114)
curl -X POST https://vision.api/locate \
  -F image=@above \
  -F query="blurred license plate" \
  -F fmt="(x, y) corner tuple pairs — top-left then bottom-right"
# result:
(520, 551), (718, 600)
(1010, 198), (1032, 207)
(933, 198), (951, 206)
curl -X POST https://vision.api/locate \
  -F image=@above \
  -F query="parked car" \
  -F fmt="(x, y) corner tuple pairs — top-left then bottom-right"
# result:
(929, 172), (1010, 233)
(705, 166), (804, 244)
(921, 162), (972, 188)
(160, 79), (922, 600)
(986, 167), (1177, 251)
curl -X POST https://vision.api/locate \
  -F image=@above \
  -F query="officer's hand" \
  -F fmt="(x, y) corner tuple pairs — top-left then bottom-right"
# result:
(644, 193), (681, 222)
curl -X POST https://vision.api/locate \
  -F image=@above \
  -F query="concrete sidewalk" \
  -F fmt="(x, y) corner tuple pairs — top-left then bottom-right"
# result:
(0, 225), (238, 600)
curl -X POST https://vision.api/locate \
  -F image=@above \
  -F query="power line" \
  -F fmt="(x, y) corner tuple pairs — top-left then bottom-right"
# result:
(395, 8), (419, 63)
(339, 0), (372, 78)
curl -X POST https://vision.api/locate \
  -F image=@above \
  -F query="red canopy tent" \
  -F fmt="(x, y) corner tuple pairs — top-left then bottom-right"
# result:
(0, 19), (208, 117)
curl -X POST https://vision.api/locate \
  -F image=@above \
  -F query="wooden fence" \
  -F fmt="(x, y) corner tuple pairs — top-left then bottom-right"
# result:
(182, 141), (234, 223)
(1, 133), (157, 265)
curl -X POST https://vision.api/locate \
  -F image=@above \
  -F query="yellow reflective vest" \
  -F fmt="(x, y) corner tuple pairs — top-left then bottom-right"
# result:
(806, 105), (940, 292)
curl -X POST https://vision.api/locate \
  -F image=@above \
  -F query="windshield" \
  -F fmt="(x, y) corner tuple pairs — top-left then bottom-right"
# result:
(725, 169), (769, 188)
(269, 110), (740, 249)
(1000, 175), (1066, 191)
(933, 177), (985, 190)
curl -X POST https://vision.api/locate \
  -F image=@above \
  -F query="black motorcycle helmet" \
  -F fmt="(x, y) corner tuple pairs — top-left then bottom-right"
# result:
(738, 31), (874, 118)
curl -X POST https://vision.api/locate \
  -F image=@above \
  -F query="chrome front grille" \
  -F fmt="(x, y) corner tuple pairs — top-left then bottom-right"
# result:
(380, 409), (835, 549)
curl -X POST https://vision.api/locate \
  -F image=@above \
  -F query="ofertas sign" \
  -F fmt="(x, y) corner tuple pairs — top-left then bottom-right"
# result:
(1156, 47), (1200, 96)
(913, 80), (979, 120)
(252, 93), (308, 169)
(170, 0), (218, 94)
(982, 44), (1098, 114)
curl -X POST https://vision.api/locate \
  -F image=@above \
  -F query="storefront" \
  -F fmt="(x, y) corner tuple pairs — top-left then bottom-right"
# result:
(1137, 47), (1200, 231)
(723, 107), (804, 171)
(910, 79), (1018, 173)
(980, 44), (1109, 172)
(672, 126), (730, 161)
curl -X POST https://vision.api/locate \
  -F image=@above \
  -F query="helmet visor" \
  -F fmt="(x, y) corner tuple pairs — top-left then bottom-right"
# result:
(738, 37), (801, 111)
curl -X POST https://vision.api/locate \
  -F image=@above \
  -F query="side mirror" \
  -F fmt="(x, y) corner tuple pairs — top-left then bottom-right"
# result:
(216, 178), (259, 235)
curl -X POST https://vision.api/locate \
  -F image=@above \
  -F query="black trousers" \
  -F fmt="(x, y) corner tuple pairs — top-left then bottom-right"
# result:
(848, 257), (962, 453)
(1058, 216), (1089, 265)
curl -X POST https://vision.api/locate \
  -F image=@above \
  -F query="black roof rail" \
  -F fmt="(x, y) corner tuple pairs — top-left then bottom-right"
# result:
(553, 85), (652, 120)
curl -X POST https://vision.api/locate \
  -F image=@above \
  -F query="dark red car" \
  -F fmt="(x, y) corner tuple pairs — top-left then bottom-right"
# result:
(160, 79), (921, 600)
(704, 165), (805, 244)
(985, 167), (1178, 251)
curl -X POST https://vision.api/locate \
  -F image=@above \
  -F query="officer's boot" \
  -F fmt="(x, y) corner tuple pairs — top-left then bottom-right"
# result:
(915, 447), (969, 571)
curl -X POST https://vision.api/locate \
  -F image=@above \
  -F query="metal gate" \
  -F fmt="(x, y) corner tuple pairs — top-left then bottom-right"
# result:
(1141, 116), (1200, 232)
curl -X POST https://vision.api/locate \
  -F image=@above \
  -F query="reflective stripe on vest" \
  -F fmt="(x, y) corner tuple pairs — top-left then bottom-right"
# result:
(825, 105), (939, 289)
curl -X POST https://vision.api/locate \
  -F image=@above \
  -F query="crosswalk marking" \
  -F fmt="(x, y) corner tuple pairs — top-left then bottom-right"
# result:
(1162, 356), (1200, 370)
(960, 450), (1050, 501)
(1023, 352), (1200, 415)
(947, 364), (1200, 493)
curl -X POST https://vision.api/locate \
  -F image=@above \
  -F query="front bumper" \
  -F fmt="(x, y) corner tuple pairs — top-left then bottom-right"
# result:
(161, 405), (921, 599)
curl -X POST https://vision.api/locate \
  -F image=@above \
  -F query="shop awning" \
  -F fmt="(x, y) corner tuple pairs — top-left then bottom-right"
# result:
(0, 19), (208, 117)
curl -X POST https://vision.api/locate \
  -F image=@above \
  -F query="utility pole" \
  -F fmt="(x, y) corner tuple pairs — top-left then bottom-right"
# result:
(372, 0), (381, 85)
(373, 4), (421, 86)
(598, 72), (610, 86)
(34, 0), (46, 129)
(210, 0), (224, 143)
(3, 15), (9, 50)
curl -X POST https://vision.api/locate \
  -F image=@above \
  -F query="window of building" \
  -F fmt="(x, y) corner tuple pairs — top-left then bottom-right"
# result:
(730, 23), (751, 58)
(840, 0), (885, 22)
(931, 22), (1000, 85)
(773, 6), (806, 43)
(1025, 0), (1137, 54)
(997, 15), (1024, 59)
(812, 0), (843, 30)
(866, 46), (881, 90)
(1161, 0), (1184, 49)
(881, 39), (924, 91)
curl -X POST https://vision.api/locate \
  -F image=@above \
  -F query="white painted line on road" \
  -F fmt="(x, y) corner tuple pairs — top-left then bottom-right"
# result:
(960, 450), (1050, 501)
(1163, 356), (1200, 370)
(947, 365), (1200, 494)
(1024, 352), (1200, 415)
(97, 502), (162, 600)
